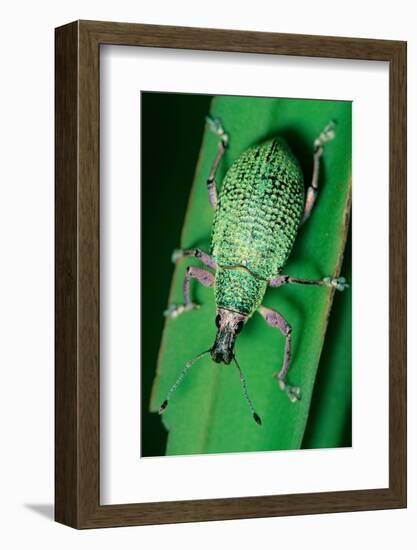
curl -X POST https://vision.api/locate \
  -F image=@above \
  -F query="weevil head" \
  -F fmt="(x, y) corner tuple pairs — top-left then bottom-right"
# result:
(211, 308), (247, 364)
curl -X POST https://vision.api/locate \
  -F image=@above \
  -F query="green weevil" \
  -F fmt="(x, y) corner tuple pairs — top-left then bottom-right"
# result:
(160, 114), (348, 425)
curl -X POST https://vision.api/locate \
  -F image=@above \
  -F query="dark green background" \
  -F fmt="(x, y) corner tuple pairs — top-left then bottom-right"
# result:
(141, 92), (212, 456)
(141, 91), (351, 457)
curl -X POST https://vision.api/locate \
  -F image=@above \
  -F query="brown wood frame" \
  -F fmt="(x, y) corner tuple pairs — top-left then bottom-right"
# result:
(55, 20), (407, 529)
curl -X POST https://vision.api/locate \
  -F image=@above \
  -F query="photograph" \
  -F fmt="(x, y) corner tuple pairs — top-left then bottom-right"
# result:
(141, 92), (352, 457)
(53, 17), (406, 531)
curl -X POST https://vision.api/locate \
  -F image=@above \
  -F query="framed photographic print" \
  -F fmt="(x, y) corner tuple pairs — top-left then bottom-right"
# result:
(55, 20), (406, 528)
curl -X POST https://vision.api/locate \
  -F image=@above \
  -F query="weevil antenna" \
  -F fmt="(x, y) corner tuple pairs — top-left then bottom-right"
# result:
(233, 356), (262, 426)
(159, 350), (211, 414)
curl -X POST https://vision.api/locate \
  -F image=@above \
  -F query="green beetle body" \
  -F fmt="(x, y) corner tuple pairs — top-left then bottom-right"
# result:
(160, 117), (342, 421)
(211, 137), (305, 318)
(160, 119), (342, 422)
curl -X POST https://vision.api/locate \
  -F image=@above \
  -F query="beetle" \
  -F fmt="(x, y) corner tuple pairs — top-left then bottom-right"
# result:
(159, 115), (348, 424)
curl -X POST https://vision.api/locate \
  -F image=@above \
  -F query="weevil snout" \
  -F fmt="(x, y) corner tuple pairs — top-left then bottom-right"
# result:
(159, 307), (260, 424)
(210, 345), (233, 364)
(211, 308), (246, 364)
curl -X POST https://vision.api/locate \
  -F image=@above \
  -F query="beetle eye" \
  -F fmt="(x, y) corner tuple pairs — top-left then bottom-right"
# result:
(215, 314), (221, 328)
(235, 321), (244, 333)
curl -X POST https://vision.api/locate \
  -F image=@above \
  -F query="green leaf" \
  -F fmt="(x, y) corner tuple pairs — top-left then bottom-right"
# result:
(302, 231), (352, 449)
(150, 95), (351, 456)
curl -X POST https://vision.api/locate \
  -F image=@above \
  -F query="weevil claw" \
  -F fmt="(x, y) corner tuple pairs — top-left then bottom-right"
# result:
(171, 248), (183, 263)
(314, 120), (337, 149)
(206, 114), (222, 133)
(286, 385), (301, 402)
(163, 302), (200, 319)
(206, 114), (229, 147)
(323, 276), (349, 291)
(278, 379), (301, 402)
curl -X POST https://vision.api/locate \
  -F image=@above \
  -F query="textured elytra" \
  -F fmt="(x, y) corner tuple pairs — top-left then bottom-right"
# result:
(211, 137), (305, 316)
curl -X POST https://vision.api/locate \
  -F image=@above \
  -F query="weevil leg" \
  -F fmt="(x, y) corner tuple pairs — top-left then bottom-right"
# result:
(269, 274), (348, 291)
(258, 305), (301, 403)
(205, 115), (229, 209)
(164, 266), (215, 319)
(301, 120), (336, 224)
(171, 248), (217, 270)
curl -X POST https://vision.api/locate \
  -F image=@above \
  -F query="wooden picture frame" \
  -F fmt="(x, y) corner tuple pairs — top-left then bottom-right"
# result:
(55, 20), (406, 528)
